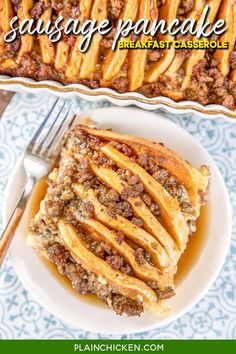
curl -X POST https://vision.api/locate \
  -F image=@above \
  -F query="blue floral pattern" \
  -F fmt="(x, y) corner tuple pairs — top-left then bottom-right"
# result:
(0, 93), (235, 339)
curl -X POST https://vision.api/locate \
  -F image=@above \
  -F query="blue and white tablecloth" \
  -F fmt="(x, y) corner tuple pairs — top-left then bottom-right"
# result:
(0, 93), (235, 339)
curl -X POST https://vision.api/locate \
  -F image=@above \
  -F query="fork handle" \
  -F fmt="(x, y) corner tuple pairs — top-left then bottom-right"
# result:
(0, 207), (24, 266)
(0, 176), (36, 267)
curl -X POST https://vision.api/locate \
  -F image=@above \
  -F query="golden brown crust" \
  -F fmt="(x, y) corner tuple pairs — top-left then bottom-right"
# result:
(145, 0), (180, 82)
(38, 8), (54, 66)
(162, 0), (207, 99)
(0, 0), (13, 58)
(102, 0), (139, 81)
(100, 144), (189, 250)
(17, 0), (34, 61)
(166, 0), (206, 76)
(0, 0), (13, 33)
(128, 0), (158, 91)
(88, 160), (180, 262)
(213, 0), (235, 77)
(80, 0), (108, 79)
(58, 219), (158, 305)
(65, 0), (93, 81)
(72, 182), (174, 272)
(182, 0), (223, 90)
(231, 68), (236, 81)
(79, 125), (210, 217)
(76, 218), (174, 289)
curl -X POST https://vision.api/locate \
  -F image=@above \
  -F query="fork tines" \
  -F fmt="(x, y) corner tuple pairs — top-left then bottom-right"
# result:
(27, 98), (76, 160)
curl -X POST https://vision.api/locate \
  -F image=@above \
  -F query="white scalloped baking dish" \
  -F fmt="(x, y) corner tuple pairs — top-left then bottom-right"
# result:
(0, 74), (235, 120)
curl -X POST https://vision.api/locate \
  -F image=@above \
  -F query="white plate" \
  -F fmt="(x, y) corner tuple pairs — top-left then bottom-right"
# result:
(3, 107), (232, 334)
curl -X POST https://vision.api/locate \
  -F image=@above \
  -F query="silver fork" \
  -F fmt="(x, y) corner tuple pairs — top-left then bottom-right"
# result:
(0, 98), (76, 266)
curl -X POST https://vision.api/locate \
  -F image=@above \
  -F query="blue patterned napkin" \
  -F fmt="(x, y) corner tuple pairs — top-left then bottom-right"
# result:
(0, 93), (235, 339)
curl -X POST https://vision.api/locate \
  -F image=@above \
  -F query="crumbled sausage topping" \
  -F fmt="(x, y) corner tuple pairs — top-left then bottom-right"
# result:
(47, 243), (143, 316)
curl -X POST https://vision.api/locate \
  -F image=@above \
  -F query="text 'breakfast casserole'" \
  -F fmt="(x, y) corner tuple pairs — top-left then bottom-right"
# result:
(0, 0), (235, 110)
(27, 125), (210, 316)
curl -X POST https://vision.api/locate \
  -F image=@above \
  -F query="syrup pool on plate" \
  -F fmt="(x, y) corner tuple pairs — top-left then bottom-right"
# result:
(26, 177), (106, 308)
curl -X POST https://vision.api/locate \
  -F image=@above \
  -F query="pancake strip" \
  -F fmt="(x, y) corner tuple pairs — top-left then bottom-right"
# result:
(58, 219), (158, 305)
(145, 0), (180, 82)
(78, 218), (173, 289)
(38, 8), (55, 65)
(213, 0), (235, 77)
(129, 0), (158, 90)
(17, 0), (34, 61)
(100, 144), (189, 250)
(65, 0), (93, 81)
(79, 126), (210, 217)
(165, 0), (206, 75)
(80, 0), (108, 79)
(55, 7), (72, 71)
(182, 0), (222, 90)
(0, 0), (13, 60)
(231, 68), (236, 81)
(89, 159), (180, 262)
(72, 183), (174, 272)
(102, 0), (139, 81)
